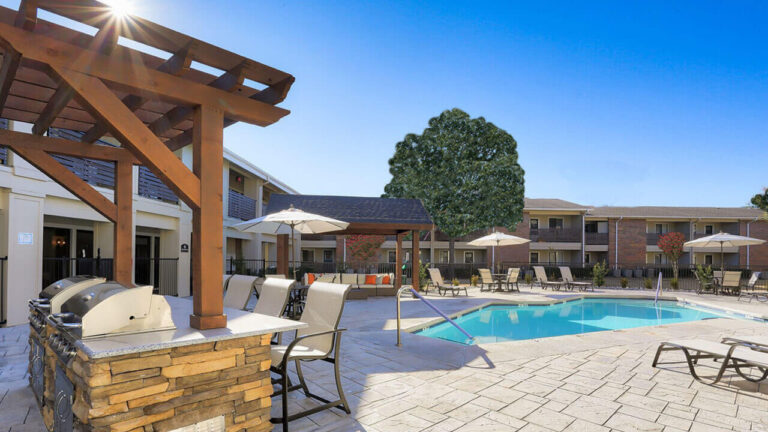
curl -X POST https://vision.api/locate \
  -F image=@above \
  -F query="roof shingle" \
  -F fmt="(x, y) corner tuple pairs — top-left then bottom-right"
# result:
(266, 194), (433, 226)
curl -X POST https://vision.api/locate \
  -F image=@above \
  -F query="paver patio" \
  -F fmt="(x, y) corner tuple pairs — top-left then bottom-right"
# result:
(3, 286), (768, 431)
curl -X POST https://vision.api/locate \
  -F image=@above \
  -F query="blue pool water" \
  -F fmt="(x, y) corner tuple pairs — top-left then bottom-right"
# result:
(415, 298), (733, 345)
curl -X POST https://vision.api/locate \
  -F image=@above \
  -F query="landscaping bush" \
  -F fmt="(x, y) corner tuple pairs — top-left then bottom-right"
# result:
(670, 278), (679, 290)
(643, 278), (653, 290)
(620, 277), (629, 288)
(452, 278), (460, 286)
(592, 261), (608, 287)
(470, 275), (479, 286)
(524, 273), (533, 285)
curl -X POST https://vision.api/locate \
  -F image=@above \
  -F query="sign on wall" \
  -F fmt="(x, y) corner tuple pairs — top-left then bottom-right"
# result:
(17, 232), (33, 245)
(180, 243), (189, 253)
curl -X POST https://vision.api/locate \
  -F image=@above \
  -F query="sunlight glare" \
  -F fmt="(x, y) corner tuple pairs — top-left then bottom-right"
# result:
(103, 0), (134, 17)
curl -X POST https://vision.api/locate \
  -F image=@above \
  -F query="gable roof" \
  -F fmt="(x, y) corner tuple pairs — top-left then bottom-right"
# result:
(266, 194), (433, 228)
(524, 198), (589, 211)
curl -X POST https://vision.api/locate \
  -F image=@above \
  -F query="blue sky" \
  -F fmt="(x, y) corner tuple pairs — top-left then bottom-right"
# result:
(13, 1), (768, 207)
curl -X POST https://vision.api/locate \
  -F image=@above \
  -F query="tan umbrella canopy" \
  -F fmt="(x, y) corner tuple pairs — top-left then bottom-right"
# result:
(468, 231), (530, 272)
(684, 232), (765, 271)
(234, 205), (349, 279)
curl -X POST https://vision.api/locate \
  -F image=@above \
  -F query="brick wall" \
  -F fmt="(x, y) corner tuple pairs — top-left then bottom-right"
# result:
(740, 219), (768, 268)
(492, 214), (531, 264)
(607, 218), (646, 267)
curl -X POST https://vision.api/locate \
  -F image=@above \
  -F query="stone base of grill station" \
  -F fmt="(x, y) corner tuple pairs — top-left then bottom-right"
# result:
(30, 296), (305, 432)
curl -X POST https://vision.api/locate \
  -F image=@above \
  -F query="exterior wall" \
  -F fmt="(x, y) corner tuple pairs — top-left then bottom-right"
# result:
(740, 219), (768, 268)
(607, 218), (647, 267)
(492, 215), (530, 264)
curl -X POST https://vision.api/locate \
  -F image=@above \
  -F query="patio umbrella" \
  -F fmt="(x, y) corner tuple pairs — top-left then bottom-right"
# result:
(468, 231), (530, 272)
(684, 232), (765, 271)
(233, 205), (349, 280)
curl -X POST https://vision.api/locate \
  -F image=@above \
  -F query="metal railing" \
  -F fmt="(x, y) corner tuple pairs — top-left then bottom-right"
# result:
(135, 257), (179, 296)
(529, 228), (582, 242)
(42, 257), (114, 288)
(138, 167), (179, 204)
(585, 232), (609, 245)
(228, 189), (257, 220)
(0, 256), (6, 325)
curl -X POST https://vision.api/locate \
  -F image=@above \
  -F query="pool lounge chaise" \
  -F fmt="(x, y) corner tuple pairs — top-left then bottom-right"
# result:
(739, 272), (767, 302)
(652, 339), (768, 384)
(478, 268), (495, 292)
(559, 266), (593, 292)
(505, 267), (520, 292)
(533, 266), (568, 291)
(427, 268), (468, 296)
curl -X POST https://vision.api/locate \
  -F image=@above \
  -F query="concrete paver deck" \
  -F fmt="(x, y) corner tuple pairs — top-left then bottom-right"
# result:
(3, 286), (768, 431)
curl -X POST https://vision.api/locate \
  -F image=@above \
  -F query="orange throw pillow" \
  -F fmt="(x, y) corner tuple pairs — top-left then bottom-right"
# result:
(365, 275), (377, 285)
(382, 275), (391, 285)
(307, 273), (315, 284)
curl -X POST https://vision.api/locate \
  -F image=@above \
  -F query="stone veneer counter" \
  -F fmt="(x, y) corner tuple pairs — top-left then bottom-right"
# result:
(76, 296), (306, 358)
(34, 296), (306, 432)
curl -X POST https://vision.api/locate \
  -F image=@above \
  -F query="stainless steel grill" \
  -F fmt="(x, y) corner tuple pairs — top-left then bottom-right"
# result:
(28, 276), (105, 335)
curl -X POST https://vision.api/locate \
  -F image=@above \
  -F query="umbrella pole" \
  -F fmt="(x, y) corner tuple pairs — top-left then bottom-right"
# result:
(720, 243), (724, 272)
(291, 224), (297, 281)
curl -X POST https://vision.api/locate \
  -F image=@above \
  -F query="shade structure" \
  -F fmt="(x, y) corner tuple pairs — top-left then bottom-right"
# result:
(234, 205), (349, 279)
(468, 232), (530, 272)
(684, 232), (765, 270)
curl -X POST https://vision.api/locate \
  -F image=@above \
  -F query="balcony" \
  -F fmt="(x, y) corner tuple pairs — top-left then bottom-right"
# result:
(138, 167), (179, 204)
(693, 231), (736, 239)
(585, 232), (608, 245)
(529, 228), (581, 243)
(228, 189), (256, 220)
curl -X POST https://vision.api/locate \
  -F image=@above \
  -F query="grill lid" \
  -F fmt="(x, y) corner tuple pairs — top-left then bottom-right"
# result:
(33, 276), (106, 314)
(40, 275), (103, 299)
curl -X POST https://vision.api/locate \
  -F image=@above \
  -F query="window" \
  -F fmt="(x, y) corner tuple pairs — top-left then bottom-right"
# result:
(530, 252), (539, 264)
(705, 225), (713, 235)
(654, 254), (663, 264)
(655, 224), (664, 235)
(323, 250), (334, 263)
(301, 249), (313, 263)
(464, 251), (474, 264)
(530, 218), (539, 230)
(388, 251), (396, 263)
(585, 222), (598, 233)
(584, 253), (590, 264)
(705, 255), (713, 265)
(439, 250), (449, 263)
(549, 218), (563, 229)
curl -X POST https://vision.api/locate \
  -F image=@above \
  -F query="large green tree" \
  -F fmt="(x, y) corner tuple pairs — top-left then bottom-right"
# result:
(383, 108), (525, 275)
(751, 188), (768, 212)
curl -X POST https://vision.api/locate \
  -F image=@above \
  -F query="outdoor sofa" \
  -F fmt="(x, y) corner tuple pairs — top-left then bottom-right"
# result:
(304, 272), (395, 299)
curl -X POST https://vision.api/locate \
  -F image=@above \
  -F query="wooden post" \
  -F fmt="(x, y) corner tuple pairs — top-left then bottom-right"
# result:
(190, 105), (226, 330)
(113, 160), (133, 285)
(395, 233), (404, 289)
(276, 234), (289, 278)
(412, 230), (420, 290)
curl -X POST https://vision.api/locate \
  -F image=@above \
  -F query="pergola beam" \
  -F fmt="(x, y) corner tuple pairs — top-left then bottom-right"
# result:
(0, 1), (33, 108)
(54, 66), (202, 209)
(0, 21), (290, 126)
(0, 128), (138, 163)
(31, 24), (119, 135)
(80, 45), (193, 143)
(10, 146), (117, 221)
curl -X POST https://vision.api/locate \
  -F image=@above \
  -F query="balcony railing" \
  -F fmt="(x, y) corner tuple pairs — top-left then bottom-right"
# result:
(585, 232), (608, 245)
(228, 189), (256, 220)
(647, 232), (695, 245)
(138, 166), (179, 204)
(529, 228), (581, 242)
(693, 231), (736, 239)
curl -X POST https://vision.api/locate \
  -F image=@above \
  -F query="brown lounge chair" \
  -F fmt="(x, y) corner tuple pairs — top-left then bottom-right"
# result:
(270, 282), (352, 431)
(427, 268), (468, 296)
(738, 272), (767, 302)
(652, 339), (768, 384)
(533, 266), (567, 291)
(559, 266), (593, 291)
(478, 268), (495, 292)
(717, 271), (742, 295)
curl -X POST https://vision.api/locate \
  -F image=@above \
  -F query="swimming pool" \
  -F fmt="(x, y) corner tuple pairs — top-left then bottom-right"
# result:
(414, 298), (738, 345)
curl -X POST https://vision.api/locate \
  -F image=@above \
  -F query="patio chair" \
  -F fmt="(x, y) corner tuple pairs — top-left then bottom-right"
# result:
(254, 278), (295, 344)
(738, 272), (767, 302)
(652, 339), (768, 384)
(694, 272), (716, 295)
(427, 268), (467, 296)
(223, 273), (232, 291)
(223, 275), (258, 310)
(718, 271), (742, 295)
(559, 266), (593, 292)
(478, 268), (495, 292)
(505, 268), (520, 292)
(533, 266), (567, 291)
(270, 282), (352, 431)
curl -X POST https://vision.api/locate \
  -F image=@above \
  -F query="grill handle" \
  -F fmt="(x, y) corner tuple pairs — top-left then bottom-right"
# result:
(50, 312), (83, 329)
(28, 299), (51, 310)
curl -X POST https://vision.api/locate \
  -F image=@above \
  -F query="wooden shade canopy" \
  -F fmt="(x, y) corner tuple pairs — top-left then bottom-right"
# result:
(0, 0), (294, 329)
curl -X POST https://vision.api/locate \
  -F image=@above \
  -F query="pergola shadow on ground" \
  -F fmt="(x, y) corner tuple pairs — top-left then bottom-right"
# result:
(266, 194), (434, 290)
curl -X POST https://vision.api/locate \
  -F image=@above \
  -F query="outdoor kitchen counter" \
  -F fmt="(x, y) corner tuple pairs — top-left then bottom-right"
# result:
(75, 295), (306, 359)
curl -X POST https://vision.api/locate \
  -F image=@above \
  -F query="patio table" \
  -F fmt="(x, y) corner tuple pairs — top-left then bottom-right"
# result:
(492, 273), (508, 292)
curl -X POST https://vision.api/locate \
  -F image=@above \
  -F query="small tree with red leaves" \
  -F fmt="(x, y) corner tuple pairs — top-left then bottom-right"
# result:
(346, 235), (386, 269)
(657, 232), (686, 279)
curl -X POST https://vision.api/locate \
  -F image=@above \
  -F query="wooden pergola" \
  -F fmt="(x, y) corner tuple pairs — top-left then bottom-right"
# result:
(0, 0), (294, 329)
(264, 194), (434, 290)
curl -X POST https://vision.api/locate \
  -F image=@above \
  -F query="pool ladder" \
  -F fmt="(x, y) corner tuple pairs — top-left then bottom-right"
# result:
(396, 285), (474, 346)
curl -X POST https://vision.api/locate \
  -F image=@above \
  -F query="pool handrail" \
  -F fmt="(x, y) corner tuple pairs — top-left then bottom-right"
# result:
(396, 285), (474, 346)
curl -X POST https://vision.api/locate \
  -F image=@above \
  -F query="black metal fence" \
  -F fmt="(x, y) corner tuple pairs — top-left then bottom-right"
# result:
(0, 257), (6, 325)
(41, 257), (179, 295)
(136, 258), (179, 296)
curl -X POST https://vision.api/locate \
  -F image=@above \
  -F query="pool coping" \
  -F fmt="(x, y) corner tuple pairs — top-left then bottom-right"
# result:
(403, 294), (768, 337)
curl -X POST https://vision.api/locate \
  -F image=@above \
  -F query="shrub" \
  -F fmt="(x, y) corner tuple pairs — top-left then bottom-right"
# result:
(643, 278), (653, 289)
(620, 277), (629, 288)
(670, 278), (679, 290)
(470, 275), (479, 286)
(452, 278), (460, 286)
(592, 261), (608, 287)
(418, 262), (429, 289)
(524, 273), (532, 285)
(695, 264), (714, 285)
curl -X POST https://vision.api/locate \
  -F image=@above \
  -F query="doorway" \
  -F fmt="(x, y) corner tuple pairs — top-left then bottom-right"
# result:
(42, 227), (71, 287)
(135, 235), (151, 285)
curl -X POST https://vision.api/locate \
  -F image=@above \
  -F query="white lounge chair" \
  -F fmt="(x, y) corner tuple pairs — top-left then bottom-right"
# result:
(223, 274), (258, 310)
(652, 339), (768, 384)
(559, 266), (593, 291)
(427, 268), (467, 296)
(270, 282), (352, 431)
(533, 266), (567, 291)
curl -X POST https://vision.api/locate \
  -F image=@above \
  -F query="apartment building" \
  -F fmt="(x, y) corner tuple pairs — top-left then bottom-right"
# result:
(0, 121), (295, 325)
(300, 198), (768, 270)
